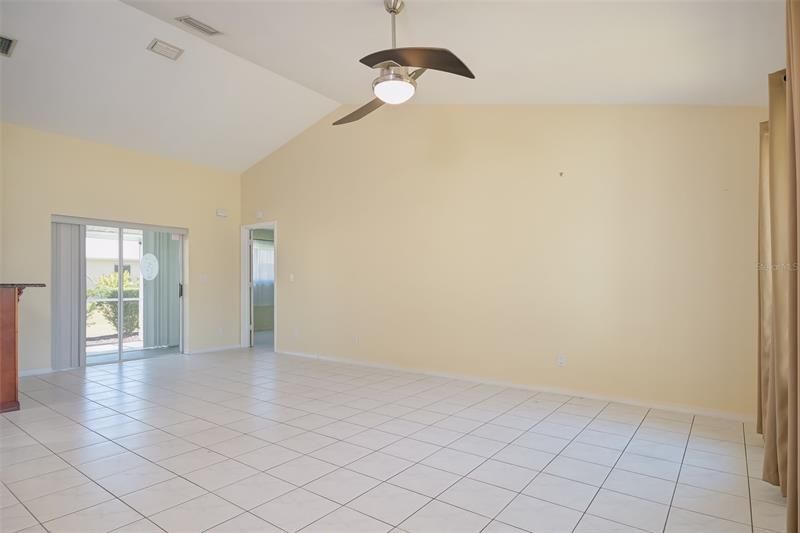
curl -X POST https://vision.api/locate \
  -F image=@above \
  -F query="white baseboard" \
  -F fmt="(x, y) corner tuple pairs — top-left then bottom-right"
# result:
(279, 350), (754, 423)
(19, 367), (54, 377)
(185, 345), (248, 355)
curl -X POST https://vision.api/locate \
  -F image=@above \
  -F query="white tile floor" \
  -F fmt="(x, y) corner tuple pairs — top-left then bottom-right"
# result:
(0, 349), (788, 533)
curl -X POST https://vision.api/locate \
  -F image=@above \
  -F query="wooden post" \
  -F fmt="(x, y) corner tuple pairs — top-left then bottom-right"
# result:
(0, 287), (20, 413)
(0, 284), (45, 413)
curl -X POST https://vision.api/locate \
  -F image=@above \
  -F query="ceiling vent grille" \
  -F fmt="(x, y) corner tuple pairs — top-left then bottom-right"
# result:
(175, 16), (221, 36)
(147, 39), (184, 61)
(0, 35), (17, 57)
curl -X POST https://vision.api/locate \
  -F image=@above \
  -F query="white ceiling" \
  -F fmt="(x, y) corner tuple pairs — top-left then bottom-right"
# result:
(0, 1), (785, 172)
(126, 0), (785, 106)
(0, 0), (338, 172)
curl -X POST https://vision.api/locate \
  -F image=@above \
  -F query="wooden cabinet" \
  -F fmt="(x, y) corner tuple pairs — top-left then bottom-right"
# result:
(0, 284), (45, 413)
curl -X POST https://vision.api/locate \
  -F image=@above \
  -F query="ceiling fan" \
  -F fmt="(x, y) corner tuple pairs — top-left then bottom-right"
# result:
(332, 0), (475, 126)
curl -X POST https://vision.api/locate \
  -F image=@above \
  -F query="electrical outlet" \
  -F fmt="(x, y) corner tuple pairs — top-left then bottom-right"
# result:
(557, 355), (567, 367)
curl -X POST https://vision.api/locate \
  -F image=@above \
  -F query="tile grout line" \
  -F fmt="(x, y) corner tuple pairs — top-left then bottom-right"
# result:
(660, 414), (695, 533)
(742, 422), (755, 533)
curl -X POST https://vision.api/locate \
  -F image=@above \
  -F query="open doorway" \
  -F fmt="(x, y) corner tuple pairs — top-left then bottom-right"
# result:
(242, 223), (276, 351)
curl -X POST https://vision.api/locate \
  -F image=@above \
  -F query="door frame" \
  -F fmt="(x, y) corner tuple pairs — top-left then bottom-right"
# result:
(240, 221), (277, 349)
(52, 215), (186, 366)
(105, 227), (185, 364)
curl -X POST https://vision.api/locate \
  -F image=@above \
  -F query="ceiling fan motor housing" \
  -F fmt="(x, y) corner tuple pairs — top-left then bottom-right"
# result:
(373, 67), (415, 90)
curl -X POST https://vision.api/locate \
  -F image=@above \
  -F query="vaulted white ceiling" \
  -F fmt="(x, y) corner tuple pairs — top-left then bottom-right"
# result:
(0, 1), (785, 172)
(0, 0), (338, 172)
(127, 0), (784, 106)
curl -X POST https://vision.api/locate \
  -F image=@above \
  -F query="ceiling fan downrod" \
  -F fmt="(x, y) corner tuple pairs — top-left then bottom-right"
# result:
(385, 0), (404, 48)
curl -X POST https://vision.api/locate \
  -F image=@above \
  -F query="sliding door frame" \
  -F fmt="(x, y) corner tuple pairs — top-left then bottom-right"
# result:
(52, 215), (187, 365)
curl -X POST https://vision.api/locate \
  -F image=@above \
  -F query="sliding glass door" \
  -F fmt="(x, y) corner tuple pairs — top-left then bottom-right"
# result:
(121, 228), (143, 359)
(85, 225), (182, 364)
(85, 226), (121, 363)
(131, 228), (182, 360)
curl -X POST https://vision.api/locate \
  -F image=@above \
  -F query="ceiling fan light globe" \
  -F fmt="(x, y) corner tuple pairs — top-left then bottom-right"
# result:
(373, 79), (415, 104)
(372, 69), (416, 105)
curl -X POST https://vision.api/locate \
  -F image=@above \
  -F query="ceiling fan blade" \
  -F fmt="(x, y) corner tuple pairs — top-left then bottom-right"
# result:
(332, 98), (384, 125)
(360, 47), (475, 79)
(410, 68), (426, 80)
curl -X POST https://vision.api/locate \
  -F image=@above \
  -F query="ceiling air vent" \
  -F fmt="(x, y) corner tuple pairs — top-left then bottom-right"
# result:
(175, 16), (221, 36)
(147, 39), (184, 61)
(0, 35), (17, 57)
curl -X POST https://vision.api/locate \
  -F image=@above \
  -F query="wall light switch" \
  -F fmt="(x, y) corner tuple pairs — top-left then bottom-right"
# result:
(289, 273), (295, 282)
(215, 208), (228, 218)
(255, 211), (264, 219)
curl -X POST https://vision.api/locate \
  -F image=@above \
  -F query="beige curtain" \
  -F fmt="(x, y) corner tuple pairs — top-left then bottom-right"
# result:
(758, 3), (800, 530)
(759, 70), (793, 495)
(757, 119), (773, 457)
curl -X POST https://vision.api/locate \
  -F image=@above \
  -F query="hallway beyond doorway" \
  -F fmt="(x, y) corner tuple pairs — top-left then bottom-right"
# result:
(242, 223), (276, 352)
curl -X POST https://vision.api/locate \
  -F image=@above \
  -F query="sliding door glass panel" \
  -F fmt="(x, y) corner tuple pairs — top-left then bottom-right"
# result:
(84, 224), (182, 365)
(85, 226), (121, 365)
(120, 228), (143, 358)
(125, 229), (181, 361)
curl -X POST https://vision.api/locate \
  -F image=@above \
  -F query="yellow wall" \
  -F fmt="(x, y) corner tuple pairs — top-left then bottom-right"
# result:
(1, 123), (242, 371)
(242, 105), (763, 418)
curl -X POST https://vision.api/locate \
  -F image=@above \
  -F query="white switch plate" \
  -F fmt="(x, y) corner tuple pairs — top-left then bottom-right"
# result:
(557, 355), (567, 367)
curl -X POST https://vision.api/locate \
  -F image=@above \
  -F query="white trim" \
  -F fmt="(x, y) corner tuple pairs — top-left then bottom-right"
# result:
(117, 227), (124, 362)
(178, 235), (185, 354)
(279, 350), (754, 423)
(20, 367), (55, 377)
(185, 345), (245, 355)
(240, 221), (277, 350)
(51, 214), (188, 236)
